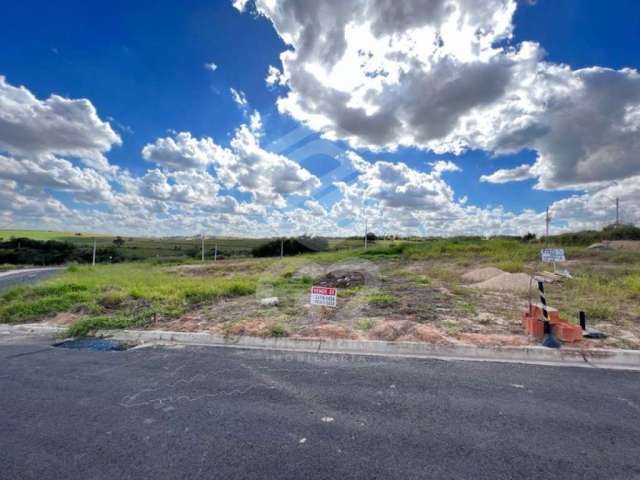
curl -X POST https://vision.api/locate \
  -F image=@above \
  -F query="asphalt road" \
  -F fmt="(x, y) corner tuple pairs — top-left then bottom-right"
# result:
(0, 267), (62, 293)
(1, 333), (639, 480)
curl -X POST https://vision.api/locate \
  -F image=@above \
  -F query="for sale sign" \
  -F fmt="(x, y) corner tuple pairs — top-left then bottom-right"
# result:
(310, 286), (337, 307)
(541, 248), (566, 263)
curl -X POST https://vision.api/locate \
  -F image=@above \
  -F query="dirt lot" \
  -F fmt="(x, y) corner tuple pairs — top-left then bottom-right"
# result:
(153, 248), (640, 350)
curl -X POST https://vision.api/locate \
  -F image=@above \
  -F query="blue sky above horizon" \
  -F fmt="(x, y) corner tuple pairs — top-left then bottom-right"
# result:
(1, 0), (639, 236)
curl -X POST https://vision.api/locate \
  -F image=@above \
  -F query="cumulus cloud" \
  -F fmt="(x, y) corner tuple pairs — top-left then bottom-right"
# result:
(0, 76), (121, 171)
(142, 121), (320, 208)
(204, 62), (218, 72)
(480, 164), (535, 184)
(330, 158), (459, 225)
(142, 132), (233, 170)
(241, 0), (640, 191)
(0, 154), (114, 203)
(220, 124), (321, 207)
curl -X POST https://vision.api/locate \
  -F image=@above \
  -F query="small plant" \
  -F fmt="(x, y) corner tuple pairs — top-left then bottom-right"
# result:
(459, 302), (477, 315)
(269, 322), (288, 337)
(355, 318), (375, 330)
(414, 275), (431, 285)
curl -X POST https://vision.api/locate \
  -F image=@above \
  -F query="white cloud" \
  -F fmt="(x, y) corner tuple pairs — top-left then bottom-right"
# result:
(204, 62), (218, 72)
(221, 124), (321, 207)
(242, 1), (640, 192)
(232, 0), (250, 12)
(142, 120), (320, 208)
(142, 132), (234, 170)
(0, 76), (121, 171)
(229, 87), (248, 108)
(480, 164), (535, 184)
(0, 154), (114, 203)
(266, 65), (284, 87)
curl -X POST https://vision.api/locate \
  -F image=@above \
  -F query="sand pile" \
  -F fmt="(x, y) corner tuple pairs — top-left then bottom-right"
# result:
(461, 267), (505, 283)
(471, 272), (533, 293)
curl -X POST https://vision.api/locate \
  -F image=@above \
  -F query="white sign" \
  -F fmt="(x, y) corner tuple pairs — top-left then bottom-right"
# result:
(541, 248), (566, 263)
(310, 286), (337, 307)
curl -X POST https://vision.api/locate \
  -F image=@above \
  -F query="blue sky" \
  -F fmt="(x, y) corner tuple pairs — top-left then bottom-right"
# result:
(0, 0), (639, 236)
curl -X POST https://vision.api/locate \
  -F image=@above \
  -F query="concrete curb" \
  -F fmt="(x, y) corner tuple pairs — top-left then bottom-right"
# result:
(0, 267), (64, 279)
(3, 323), (640, 371)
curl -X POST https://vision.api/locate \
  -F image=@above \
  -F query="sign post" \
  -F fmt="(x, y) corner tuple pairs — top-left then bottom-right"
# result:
(540, 248), (570, 277)
(310, 286), (337, 308)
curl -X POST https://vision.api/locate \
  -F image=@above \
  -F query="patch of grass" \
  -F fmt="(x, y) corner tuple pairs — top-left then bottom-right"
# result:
(402, 238), (540, 263)
(585, 304), (613, 320)
(414, 275), (431, 285)
(367, 293), (396, 307)
(495, 260), (524, 273)
(269, 322), (288, 337)
(622, 274), (640, 296)
(0, 263), (257, 325)
(67, 312), (154, 337)
(459, 302), (478, 315)
(355, 318), (375, 331)
(428, 268), (461, 284)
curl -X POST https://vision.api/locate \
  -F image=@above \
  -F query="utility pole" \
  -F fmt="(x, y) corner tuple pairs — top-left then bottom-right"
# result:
(280, 238), (284, 259)
(616, 197), (620, 226)
(364, 218), (368, 249)
(545, 207), (551, 240)
(201, 233), (205, 262)
(92, 238), (96, 267)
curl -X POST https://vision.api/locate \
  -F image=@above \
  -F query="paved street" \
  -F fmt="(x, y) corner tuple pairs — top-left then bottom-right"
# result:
(0, 268), (63, 293)
(1, 332), (639, 480)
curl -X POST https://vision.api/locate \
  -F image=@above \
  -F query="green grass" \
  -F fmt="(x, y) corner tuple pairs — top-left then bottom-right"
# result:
(402, 238), (540, 262)
(355, 318), (375, 331)
(494, 260), (525, 273)
(269, 322), (288, 337)
(414, 275), (432, 285)
(367, 293), (396, 307)
(0, 263), (257, 333)
(458, 302), (478, 315)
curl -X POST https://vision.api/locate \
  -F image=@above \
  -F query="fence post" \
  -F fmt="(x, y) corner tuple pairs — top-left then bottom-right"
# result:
(537, 280), (561, 348)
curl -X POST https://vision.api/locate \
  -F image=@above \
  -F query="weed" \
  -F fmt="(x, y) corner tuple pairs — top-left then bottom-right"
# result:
(269, 322), (288, 337)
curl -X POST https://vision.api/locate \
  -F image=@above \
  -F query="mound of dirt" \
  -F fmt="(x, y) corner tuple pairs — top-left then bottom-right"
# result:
(609, 240), (640, 251)
(461, 267), (505, 283)
(297, 324), (358, 339)
(370, 320), (415, 341)
(471, 272), (532, 293)
(403, 324), (452, 345)
(315, 271), (366, 288)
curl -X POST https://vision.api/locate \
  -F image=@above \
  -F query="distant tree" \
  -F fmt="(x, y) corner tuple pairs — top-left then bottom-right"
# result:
(521, 232), (537, 242)
(366, 232), (377, 242)
(113, 236), (125, 247)
(252, 236), (329, 257)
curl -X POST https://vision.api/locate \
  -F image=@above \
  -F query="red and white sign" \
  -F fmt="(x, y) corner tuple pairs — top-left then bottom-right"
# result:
(310, 286), (337, 307)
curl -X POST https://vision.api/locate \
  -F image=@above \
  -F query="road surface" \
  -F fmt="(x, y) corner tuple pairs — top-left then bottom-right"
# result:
(0, 332), (639, 480)
(0, 267), (63, 292)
